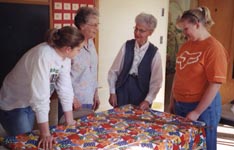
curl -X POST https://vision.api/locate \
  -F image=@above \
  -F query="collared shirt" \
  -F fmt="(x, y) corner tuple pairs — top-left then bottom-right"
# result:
(71, 39), (98, 105)
(108, 40), (163, 104)
(129, 41), (150, 75)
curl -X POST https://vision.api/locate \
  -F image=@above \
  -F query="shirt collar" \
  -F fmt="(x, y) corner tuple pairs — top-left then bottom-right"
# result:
(83, 39), (93, 51)
(135, 41), (150, 51)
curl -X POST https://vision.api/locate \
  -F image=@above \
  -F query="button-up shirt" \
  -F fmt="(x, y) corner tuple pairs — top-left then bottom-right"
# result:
(71, 39), (98, 105)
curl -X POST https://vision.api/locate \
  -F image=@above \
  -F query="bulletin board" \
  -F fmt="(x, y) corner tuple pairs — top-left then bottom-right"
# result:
(52, 0), (95, 28)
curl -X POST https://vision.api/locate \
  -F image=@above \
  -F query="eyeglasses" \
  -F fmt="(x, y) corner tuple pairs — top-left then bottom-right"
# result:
(86, 23), (99, 27)
(133, 27), (149, 33)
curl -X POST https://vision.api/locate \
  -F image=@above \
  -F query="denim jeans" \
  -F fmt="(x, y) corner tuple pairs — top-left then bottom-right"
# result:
(0, 106), (35, 136)
(174, 92), (221, 150)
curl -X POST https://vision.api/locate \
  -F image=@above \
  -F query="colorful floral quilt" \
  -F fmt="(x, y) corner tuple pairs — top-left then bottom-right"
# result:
(0, 104), (206, 150)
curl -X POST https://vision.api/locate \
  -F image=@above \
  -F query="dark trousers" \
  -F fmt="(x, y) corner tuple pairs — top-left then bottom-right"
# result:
(116, 75), (146, 107)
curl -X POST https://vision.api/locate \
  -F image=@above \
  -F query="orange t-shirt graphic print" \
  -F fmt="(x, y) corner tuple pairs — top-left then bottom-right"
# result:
(176, 51), (202, 70)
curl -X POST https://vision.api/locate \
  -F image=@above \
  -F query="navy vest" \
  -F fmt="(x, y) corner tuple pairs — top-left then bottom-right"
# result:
(116, 39), (157, 94)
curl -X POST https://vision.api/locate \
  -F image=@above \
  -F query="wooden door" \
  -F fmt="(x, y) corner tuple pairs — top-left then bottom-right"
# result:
(199, 0), (234, 104)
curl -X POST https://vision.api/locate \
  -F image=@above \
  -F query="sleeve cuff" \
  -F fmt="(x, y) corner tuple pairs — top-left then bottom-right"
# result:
(145, 95), (154, 104)
(62, 103), (73, 112)
(110, 88), (116, 94)
(36, 111), (49, 123)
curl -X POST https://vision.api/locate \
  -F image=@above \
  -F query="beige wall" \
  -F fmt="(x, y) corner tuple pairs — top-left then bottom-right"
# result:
(97, 0), (169, 112)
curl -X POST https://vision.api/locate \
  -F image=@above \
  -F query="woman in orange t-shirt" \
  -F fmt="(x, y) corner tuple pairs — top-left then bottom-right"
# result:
(168, 6), (228, 150)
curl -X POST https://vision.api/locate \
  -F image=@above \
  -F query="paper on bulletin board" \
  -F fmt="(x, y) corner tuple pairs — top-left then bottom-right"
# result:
(52, 0), (95, 28)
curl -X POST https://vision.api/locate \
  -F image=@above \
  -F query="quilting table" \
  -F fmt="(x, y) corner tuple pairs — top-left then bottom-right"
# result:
(0, 104), (206, 150)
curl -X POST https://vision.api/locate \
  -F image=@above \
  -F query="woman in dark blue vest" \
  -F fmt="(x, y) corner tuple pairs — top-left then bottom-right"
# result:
(108, 12), (163, 110)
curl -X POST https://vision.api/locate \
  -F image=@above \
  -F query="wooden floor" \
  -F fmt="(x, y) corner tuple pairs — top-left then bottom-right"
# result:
(217, 124), (234, 149)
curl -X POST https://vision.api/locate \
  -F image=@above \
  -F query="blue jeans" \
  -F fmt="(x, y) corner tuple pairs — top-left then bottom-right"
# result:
(174, 92), (221, 150)
(0, 106), (35, 136)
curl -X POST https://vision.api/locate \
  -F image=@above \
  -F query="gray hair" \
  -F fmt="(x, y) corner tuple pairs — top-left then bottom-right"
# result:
(74, 7), (99, 29)
(135, 13), (157, 30)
